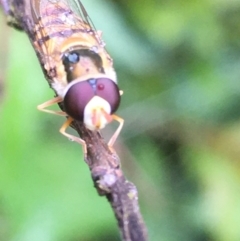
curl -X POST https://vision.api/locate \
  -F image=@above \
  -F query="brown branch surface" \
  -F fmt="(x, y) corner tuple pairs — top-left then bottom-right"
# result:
(1, 1), (148, 240)
(73, 121), (148, 241)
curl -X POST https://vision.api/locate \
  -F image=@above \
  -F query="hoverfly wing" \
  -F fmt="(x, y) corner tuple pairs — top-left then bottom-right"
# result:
(73, 0), (99, 36)
(27, 0), (103, 45)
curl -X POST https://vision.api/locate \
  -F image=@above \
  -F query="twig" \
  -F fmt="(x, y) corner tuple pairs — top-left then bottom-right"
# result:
(73, 121), (148, 241)
(0, 1), (148, 240)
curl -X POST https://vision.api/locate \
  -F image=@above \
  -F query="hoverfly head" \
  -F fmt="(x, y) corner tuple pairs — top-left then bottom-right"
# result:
(63, 77), (121, 131)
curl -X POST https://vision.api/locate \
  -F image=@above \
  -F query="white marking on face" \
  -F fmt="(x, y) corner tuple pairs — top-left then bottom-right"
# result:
(84, 96), (111, 130)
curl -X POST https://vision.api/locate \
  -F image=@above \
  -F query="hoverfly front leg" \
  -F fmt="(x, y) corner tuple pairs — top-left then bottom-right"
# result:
(108, 115), (124, 147)
(59, 118), (87, 155)
(37, 96), (66, 116)
(37, 96), (87, 156)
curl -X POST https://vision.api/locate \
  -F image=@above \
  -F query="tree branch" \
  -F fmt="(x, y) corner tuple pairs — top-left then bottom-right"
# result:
(73, 121), (148, 241)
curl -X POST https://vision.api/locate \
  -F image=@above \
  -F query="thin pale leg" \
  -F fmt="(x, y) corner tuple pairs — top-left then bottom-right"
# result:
(38, 97), (87, 154)
(108, 115), (124, 147)
(59, 117), (87, 155)
(37, 96), (66, 116)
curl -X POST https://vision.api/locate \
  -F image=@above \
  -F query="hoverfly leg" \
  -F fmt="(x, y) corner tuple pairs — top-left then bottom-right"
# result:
(108, 115), (124, 147)
(38, 97), (87, 155)
(37, 96), (66, 116)
(59, 117), (87, 155)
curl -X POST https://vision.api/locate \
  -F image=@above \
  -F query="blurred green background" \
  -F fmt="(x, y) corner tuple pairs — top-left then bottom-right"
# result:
(1, 0), (240, 240)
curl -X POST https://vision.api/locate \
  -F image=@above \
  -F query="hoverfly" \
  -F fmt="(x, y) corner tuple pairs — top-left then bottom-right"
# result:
(2, 0), (124, 155)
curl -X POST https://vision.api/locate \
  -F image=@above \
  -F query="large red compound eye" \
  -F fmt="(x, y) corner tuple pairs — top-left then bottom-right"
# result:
(63, 81), (94, 121)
